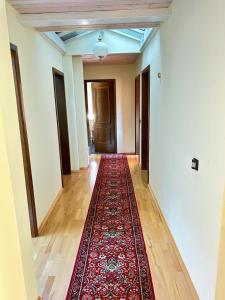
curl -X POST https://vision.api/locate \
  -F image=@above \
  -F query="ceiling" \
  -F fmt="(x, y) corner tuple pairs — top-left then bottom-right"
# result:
(8, 0), (173, 32)
(82, 53), (139, 65)
(9, 0), (173, 14)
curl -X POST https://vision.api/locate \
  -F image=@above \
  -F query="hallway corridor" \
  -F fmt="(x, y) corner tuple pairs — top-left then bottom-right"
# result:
(33, 155), (198, 300)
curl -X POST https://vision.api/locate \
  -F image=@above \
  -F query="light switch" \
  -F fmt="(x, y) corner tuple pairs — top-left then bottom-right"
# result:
(191, 158), (199, 171)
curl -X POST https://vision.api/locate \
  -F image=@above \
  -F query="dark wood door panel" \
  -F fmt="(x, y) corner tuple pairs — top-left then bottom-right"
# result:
(92, 80), (116, 153)
(95, 127), (111, 143)
(135, 75), (140, 155)
(53, 68), (71, 177)
(141, 66), (150, 176)
(94, 87), (111, 123)
(10, 44), (38, 237)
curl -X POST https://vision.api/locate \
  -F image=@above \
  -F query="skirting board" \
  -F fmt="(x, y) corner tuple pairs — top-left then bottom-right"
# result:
(118, 152), (136, 155)
(38, 188), (64, 235)
(148, 184), (199, 300)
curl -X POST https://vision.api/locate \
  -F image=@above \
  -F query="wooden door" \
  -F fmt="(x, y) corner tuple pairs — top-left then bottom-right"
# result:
(10, 44), (38, 237)
(53, 68), (71, 177)
(92, 80), (116, 153)
(135, 75), (140, 155)
(141, 66), (150, 175)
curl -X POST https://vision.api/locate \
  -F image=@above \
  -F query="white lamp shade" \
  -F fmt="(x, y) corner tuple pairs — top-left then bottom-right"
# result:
(93, 41), (108, 58)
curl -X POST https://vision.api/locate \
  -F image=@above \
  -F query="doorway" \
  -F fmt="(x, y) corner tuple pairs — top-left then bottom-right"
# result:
(141, 66), (150, 178)
(84, 79), (117, 154)
(10, 44), (38, 237)
(52, 68), (71, 182)
(135, 75), (140, 155)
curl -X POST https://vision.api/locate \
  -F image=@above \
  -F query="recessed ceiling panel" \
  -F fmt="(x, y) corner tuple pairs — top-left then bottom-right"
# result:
(56, 29), (147, 42)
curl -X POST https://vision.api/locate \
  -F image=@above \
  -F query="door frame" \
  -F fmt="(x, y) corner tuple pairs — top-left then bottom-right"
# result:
(10, 43), (38, 237)
(52, 67), (71, 186)
(84, 79), (117, 153)
(141, 65), (150, 178)
(135, 74), (140, 155)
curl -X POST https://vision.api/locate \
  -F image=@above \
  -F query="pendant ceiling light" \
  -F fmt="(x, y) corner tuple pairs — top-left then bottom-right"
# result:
(93, 32), (108, 60)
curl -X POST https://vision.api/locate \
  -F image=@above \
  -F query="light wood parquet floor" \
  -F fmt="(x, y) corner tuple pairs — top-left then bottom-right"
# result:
(33, 155), (199, 300)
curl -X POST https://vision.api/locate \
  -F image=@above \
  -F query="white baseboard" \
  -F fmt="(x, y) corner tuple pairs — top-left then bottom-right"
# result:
(148, 184), (199, 300)
(38, 188), (63, 235)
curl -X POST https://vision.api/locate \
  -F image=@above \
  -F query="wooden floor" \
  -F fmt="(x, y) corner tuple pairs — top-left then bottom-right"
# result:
(33, 155), (198, 300)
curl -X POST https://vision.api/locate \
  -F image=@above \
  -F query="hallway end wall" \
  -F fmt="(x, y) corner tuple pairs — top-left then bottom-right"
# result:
(84, 64), (136, 154)
(136, 0), (225, 299)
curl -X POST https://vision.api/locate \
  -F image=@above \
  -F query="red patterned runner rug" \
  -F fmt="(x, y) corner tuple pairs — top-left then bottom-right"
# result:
(66, 154), (155, 300)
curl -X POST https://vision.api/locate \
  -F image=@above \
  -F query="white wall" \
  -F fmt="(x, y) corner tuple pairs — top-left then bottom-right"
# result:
(216, 189), (225, 299)
(73, 57), (89, 167)
(84, 64), (136, 153)
(0, 1), (38, 299)
(6, 4), (63, 226)
(63, 56), (80, 171)
(136, 0), (225, 299)
(66, 30), (140, 55)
